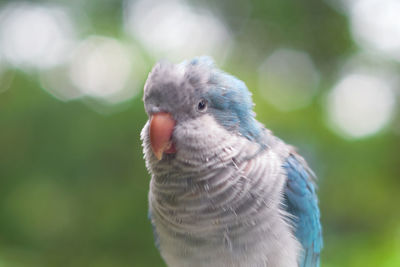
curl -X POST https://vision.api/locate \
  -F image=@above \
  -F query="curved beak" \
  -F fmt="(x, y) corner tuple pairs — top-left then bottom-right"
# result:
(149, 112), (176, 160)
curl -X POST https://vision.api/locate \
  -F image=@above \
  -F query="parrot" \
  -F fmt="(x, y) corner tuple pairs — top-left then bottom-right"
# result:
(141, 57), (322, 267)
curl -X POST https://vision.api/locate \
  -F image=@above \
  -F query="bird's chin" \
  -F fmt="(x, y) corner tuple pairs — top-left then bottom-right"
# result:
(155, 143), (177, 161)
(163, 141), (177, 154)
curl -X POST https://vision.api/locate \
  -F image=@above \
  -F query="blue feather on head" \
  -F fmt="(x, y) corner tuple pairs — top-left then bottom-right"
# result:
(186, 57), (263, 143)
(142, 56), (322, 267)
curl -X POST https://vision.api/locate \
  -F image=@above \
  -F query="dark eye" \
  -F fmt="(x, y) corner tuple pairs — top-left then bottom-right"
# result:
(196, 99), (207, 112)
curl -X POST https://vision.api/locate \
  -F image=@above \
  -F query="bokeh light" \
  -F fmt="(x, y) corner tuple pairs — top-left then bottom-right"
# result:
(39, 65), (84, 101)
(327, 72), (396, 138)
(349, 0), (400, 60)
(68, 36), (141, 104)
(258, 49), (319, 111)
(124, 0), (232, 61)
(0, 1), (399, 266)
(0, 54), (15, 95)
(0, 2), (76, 70)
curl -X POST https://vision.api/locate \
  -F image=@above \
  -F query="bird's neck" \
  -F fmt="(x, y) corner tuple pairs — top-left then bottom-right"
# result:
(148, 131), (285, 227)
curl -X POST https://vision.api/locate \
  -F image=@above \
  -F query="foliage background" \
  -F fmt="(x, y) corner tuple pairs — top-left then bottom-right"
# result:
(0, 0), (399, 266)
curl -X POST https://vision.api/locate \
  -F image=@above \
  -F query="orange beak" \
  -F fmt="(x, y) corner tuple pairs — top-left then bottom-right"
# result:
(149, 112), (177, 160)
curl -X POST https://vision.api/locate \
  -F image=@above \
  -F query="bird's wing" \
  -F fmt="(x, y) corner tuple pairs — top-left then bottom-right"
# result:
(283, 153), (323, 267)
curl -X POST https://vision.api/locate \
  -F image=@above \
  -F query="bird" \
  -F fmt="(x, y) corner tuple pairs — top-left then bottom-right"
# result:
(141, 56), (322, 267)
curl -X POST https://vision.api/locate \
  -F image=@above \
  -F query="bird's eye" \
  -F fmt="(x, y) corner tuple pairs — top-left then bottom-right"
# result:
(196, 99), (207, 112)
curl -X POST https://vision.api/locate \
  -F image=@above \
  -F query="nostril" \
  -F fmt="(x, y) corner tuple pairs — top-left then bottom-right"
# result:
(151, 106), (161, 114)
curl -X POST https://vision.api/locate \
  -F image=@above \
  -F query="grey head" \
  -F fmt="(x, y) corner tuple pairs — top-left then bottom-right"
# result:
(143, 56), (264, 145)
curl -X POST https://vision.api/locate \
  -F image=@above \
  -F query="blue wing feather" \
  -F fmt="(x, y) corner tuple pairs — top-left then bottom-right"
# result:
(283, 154), (323, 267)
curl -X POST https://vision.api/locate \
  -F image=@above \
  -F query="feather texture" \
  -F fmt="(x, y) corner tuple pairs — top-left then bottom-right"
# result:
(142, 117), (302, 267)
(283, 154), (323, 267)
(141, 57), (322, 267)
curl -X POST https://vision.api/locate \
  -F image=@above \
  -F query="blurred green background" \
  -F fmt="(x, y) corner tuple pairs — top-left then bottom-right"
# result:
(0, 0), (399, 266)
